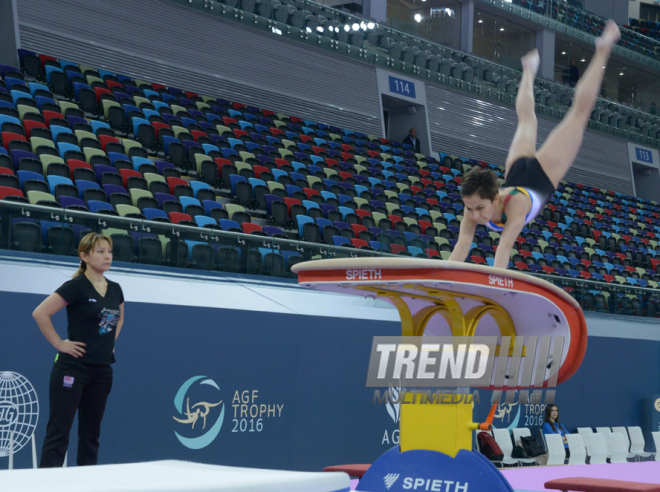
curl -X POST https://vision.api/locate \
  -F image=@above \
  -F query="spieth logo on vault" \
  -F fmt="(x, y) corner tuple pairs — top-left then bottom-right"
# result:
(383, 473), (400, 490)
(345, 269), (382, 280)
(384, 475), (468, 491)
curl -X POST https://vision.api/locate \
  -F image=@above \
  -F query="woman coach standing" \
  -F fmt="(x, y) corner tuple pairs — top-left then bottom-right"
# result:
(33, 232), (124, 467)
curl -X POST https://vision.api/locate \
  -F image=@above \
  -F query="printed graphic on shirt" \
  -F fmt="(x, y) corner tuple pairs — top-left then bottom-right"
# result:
(63, 376), (74, 388)
(98, 307), (120, 335)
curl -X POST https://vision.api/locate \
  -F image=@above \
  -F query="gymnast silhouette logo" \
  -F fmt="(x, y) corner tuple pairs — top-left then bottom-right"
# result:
(493, 399), (521, 430)
(173, 376), (225, 450)
(494, 402), (519, 424)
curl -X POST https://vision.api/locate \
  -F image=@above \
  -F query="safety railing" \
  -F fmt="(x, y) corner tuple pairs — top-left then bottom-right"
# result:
(480, 0), (660, 65)
(2, 200), (660, 318)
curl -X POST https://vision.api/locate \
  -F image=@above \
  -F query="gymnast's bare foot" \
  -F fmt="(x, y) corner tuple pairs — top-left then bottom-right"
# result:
(521, 49), (540, 77)
(595, 20), (621, 53)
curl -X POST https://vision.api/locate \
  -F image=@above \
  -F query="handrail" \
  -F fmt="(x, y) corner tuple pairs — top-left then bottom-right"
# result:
(2, 200), (659, 318)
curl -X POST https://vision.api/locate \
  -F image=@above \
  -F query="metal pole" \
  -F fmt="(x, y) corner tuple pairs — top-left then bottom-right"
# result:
(31, 433), (37, 468)
(8, 430), (14, 470)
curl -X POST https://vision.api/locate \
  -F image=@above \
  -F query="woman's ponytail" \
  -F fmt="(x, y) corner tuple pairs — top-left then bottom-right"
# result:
(73, 260), (87, 277)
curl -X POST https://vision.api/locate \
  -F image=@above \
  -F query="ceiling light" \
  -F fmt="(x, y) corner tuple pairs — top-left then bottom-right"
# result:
(317, 26), (324, 32)
(414, 14), (422, 23)
(367, 22), (375, 29)
(500, 27), (505, 31)
(352, 23), (360, 31)
(344, 25), (350, 32)
(619, 72), (624, 76)
(561, 51), (566, 55)
(478, 19), (483, 23)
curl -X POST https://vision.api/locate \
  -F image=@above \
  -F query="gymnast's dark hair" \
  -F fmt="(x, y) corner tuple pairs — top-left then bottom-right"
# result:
(460, 167), (499, 201)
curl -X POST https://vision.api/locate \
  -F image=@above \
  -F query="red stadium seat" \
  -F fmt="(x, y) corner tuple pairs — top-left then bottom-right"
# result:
(120, 169), (142, 188)
(350, 238), (369, 249)
(43, 110), (65, 126)
(167, 177), (189, 195)
(1, 132), (26, 149)
(23, 120), (47, 139)
(390, 244), (407, 255)
(99, 135), (121, 152)
(67, 160), (92, 179)
(282, 197), (300, 213)
(0, 186), (24, 200)
(105, 80), (124, 92)
(303, 188), (319, 200)
(252, 165), (269, 179)
(169, 212), (193, 224)
(94, 87), (113, 104)
(242, 223), (263, 235)
(191, 130), (209, 142)
(351, 224), (367, 236)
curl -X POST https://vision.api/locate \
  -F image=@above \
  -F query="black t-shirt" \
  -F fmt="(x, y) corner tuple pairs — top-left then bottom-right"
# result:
(55, 274), (124, 365)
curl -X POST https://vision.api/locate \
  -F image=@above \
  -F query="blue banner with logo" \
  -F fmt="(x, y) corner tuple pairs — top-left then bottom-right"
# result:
(2, 291), (660, 470)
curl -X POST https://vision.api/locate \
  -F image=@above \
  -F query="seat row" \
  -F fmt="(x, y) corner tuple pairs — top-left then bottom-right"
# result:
(475, 425), (658, 467)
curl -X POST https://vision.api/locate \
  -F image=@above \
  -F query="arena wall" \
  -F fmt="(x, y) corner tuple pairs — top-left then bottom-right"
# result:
(1, 252), (658, 470)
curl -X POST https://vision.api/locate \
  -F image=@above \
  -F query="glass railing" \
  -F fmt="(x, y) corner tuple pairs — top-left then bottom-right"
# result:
(181, 0), (660, 149)
(0, 201), (392, 279)
(479, 0), (660, 64)
(2, 201), (660, 317)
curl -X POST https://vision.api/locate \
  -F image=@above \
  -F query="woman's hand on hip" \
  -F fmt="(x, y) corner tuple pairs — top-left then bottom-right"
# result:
(57, 339), (86, 358)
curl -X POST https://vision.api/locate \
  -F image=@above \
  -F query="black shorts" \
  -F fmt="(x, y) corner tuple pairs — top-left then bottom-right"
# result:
(504, 157), (556, 205)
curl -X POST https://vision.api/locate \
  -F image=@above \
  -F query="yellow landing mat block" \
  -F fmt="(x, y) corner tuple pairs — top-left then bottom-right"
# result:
(399, 399), (475, 456)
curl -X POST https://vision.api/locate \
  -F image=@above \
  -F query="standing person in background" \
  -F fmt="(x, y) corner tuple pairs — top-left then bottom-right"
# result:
(403, 128), (421, 153)
(568, 59), (580, 88)
(650, 102), (657, 115)
(543, 404), (570, 458)
(33, 232), (125, 467)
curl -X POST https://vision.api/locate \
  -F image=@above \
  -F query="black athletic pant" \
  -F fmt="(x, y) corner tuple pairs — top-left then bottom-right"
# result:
(39, 358), (113, 467)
